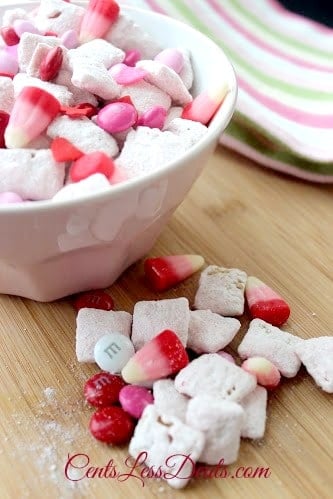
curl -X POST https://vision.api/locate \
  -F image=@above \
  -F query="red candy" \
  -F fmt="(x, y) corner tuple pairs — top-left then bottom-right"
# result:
(1, 27), (20, 46)
(246, 276), (291, 326)
(0, 111), (10, 149)
(51, 137), (83, 162)
(89, 406), (135, 444)
(84, 372), (126, 407)
(69, 152), (115, 182)
(73, 290), (114, 311)
(60, 102), (98, 118)
(39, 46), (63, 81)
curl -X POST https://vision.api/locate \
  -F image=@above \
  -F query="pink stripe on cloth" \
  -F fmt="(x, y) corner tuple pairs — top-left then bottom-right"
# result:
(238, 77), (333, 128)
(144, 0), (166, 15)
(207, 0), (333, 73)
(221, 134), (333, 183)
(267, 0), (333, 34)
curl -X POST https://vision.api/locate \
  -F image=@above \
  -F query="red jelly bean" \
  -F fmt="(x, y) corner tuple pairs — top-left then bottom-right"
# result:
(84, 372), (126, 408)
(1, 27), (20, 46)
(73, 290), (114, 311)
(69, 152), (115, 183)
(89, 406), (135, 444)
(0, 111), (10, 148)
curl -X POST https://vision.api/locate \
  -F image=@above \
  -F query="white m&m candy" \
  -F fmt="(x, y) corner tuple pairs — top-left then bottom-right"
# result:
(94, 333), (135, 373)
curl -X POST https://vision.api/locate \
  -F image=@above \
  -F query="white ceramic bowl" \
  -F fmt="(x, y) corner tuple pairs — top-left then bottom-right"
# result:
(0, 1), (237, 301)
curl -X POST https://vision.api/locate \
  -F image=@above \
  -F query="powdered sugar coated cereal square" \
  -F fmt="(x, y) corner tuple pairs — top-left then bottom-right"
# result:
(55, 70), (98, 106)
(175, 354), (256, 402)
(129, 405), (205, 489)
(47, 116), (118, 157)
(186, 396), (244, 465)
(120, 81), (171, 114)
(188, 310), (241, 354)
(71, 61), (121, 101)
(238, 319), (303, 378)
(76, 308), (132, 363)
(13, 73), (73, 106)
(194, 266), (247, 317)
(164, 107), (183, 129)
(105, 14), (162, 59)
(295, 337), (333, 393)
(240, 386), (267, 439)
(166, 118), (208, 148)
(178, 49), (194, 90)
(34, 0), (85, 36)
(0, 77), (14, 114)
(0, 149), (65, 200)
(68, 39), (125, 69)
(18, 33), (63, 72)
(153, 379), (189, 422)
(136, 60), (192, 106)
(26, 42), (66, 78)
(131, 297), (190, 351)
(52, 174), (111, 202)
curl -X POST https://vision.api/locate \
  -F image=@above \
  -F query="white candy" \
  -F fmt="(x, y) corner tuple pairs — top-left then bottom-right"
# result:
(186, 396), (244, 465)
(47, 116), (119, 157)
(53, 174), (111, 203)
(94, 333), (135, 373)
(75, 308), (132, 363)
(0, 77), (14, 114)
(13, 73), (73, 106)
(120, 81), (171, 114)
(175, 353), (257, 402)
(153, 379), (189, 422)
(34, 0), (85, 36)
(187, 310), (241, 353)
(18, 33), (63, 72)
(166, 118), (208, 148)
(240, 386), (267, 439)
(129, 405), (205, 489)
(137, 60), (192, 106)
(194, 266), (248, 317)
(0, 149), (65, 200)
(295, 337), (333, 393)
(131, 297), (190, 351)
(105, 14), (162, 59)
(238, 319), (303, 378)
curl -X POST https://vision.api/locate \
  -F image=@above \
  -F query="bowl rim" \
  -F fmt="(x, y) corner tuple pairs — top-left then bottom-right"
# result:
(0, 2), (238, 214)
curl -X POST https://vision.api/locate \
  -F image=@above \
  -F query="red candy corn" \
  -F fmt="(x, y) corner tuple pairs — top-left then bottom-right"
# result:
(182, 82), (229, 125)
(80, 0), (120, 43)
(89, 406), (135, 444)
(84, 372), (126, 407)
(69, 152), (115, 182)
(73, 290), (114, 311)
(39, 46), (63, 81)
(51, 137), (83, 162)
(121, 330), (189, 384)
(5, 86), (60, 148)
(1, 26), (20, 46)
(144, 254), (205, 292)
(246, 276), (291, 326)
(0, 111), (10, 149)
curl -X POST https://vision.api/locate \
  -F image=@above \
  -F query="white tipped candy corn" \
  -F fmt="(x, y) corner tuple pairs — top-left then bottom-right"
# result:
(80, 0), (120, 43)
(241, 357), (281, 390)
(5, 86), (60, 148)
(182, 81), (229, 125)
(94, 332), (135, 373)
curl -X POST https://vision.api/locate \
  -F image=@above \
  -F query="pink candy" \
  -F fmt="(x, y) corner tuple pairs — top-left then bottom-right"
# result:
(0, 51), (19, 76)
(60, 30), (79, 49)
(0, 192), (24, 204)
(109, 63), (147, 85)
(155, 48), (184, 74)
(124, 49), (141, 67)
(97, 102), (137, 133)
(137, 106), (167, 129)
(119, 385), (154, 419)
(13, 20), (40, 37)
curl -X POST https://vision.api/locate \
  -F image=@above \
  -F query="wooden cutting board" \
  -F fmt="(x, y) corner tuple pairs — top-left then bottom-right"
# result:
(0, 147), (332, 499)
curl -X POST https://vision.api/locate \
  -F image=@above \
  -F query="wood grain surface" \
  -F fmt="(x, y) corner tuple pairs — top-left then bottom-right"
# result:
(0, 148), (332, 499)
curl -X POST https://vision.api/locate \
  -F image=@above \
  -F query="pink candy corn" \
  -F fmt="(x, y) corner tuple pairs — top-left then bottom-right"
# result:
(97, 102), (137, 133)
(137, 106), (167, 129)
(0, 192), (24, 204)
(109, 63), (147, 85)
(124, 49), (141, 67)
(80, 0), (120, 43)
(155, 48), (184, 74)
(182, 82), (229, 125)
(5, 87), (60, 149)
(242, 357), (281, 390)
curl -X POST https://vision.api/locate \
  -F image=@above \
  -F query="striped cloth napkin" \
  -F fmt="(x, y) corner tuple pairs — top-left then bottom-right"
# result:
(121, 0), (333, 183)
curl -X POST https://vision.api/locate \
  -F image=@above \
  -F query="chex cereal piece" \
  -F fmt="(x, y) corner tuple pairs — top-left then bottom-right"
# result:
(55, 70), (98, 106)
(129, 405), (205, 489)
(137, 60), (192, 106)
(240, 386), (267, 440)
(164, 106), (183, 129)
(68, 39), (124, 69)
(120, 81), (171, 114)
(295, 337), (333, 393)
(0, 149), (65, 200)
(178, 49), (194, 90)
(175, 353), (256, 402)
(131, 297), (190, 351)
(71, 60), (121, 101)
(115, 127), (186, 178)
(194, 266), (247, 317)
(105, 14), (162, 59)
(34, 0), (85, 36)
(166, 118), (208, 148)
(52, 173), (110, 202)
(18, 33), (63, 72)
(27, 42), (57, 78)
(153, 379), (189, 422)
(13, 73), (73, 106)
(47, 115), (118, 157)
(76, 308), (132, 363)
(25, 134), (51, 150)
(186, 396), (244, 465)
(0, 76), (14, 113)
(3, 8), (29, 27)
(188, 310), (241, 354)
(238, 319), (303, 378)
